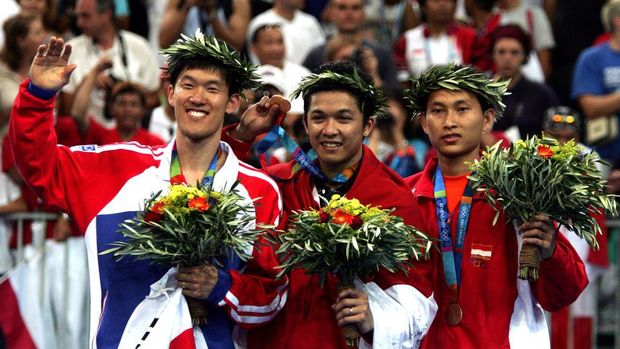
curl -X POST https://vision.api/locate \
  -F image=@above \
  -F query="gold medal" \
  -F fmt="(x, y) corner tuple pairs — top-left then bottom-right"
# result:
(446, 302), (463, 326)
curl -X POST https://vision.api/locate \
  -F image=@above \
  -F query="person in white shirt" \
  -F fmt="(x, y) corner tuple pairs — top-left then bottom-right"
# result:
(247, 0), (325, 65)
(59, 0), (159, 128)
(250, 23), (311, 115)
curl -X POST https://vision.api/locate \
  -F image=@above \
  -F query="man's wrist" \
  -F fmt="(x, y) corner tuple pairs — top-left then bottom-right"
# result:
(229, 125), (255, 143)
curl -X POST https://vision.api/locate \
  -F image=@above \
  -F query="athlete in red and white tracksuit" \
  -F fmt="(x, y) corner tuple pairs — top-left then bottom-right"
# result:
(9, 80), (288, 349)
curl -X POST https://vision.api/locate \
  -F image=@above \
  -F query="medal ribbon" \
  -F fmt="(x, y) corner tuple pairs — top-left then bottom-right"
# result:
(433, 166), (473, 302)
(254, 124), (351, 184)
(170, 143), (222, 187)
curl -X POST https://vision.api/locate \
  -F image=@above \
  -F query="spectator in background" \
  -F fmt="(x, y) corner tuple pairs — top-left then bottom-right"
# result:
(549, 0), (606, 106)
(303, 0), (398, 90)
(542, 106), (610, 349)
(70, 57), (165, 146)
(496, 0), (555, 81)
(250, 23), (310, 116)
(367, 92), (422, 177)
(572, 0), (620, 162)
(393, 0), (475, 81)
(248, 0), (325, 65)
(59, 0), (159, 128)
(491, 24), (559, 140)
(0, 0), (20, 48)
(159, 0), (251, 51)
(362, 0), (421, 44)
(148, 66), (176, 143)
(0, 14), (48, 124)
(465, 0), (499, 73)
(17, 0), (64, 35)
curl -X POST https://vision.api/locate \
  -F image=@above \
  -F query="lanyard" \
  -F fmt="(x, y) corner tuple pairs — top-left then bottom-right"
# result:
(433, 166), (473, 301)
(170, 144), (222, 187)
(254, 125), (352, 184)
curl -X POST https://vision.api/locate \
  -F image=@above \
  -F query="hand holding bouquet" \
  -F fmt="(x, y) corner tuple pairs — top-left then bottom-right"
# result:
(102, 183), (264, 324)
(468, 136), (617, 281)
(270, 194), (432, 345)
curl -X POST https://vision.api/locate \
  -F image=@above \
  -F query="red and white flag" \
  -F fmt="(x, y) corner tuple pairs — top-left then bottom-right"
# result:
(0, 253), (46, 349)
(118, 268), (207, 349)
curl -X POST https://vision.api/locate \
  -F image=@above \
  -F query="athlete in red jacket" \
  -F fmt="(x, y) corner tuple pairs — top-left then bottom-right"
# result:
(225, 61), (437, 348)
(404, 64), (588, 348)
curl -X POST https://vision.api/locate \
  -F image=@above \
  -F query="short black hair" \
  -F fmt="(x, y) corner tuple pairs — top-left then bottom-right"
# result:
(474, 0), (497, 12)
(109, 81), (146, 106)
(302, 61), (377, 123)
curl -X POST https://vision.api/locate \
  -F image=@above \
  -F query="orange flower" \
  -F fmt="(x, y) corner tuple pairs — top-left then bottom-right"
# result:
(188, 197), (210, 212)
(537, 145), (554, 159)
(331, 209), (355, 225)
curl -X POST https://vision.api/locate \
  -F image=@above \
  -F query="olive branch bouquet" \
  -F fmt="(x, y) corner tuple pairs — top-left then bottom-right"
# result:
(468, 136), (617, 280)
(268, 194), (432, 345)
(101, 182), (265, 324)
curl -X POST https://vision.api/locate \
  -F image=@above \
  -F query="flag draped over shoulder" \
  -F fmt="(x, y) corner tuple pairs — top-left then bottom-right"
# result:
(118, 268), (207, 349)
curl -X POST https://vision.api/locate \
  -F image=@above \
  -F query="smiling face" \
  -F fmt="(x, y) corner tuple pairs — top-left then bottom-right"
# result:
(304, 90), (374, 177)
(167, 67), (239, 144)
(421, 89), (494, 163)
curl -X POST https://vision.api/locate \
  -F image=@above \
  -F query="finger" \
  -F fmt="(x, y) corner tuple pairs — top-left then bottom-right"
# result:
(336, 288), (361, 300)
(36, 44), (46, 57)
(61, 44), (72, 61)
(50, 37), (64, 56)
(332, 296), (366, 314)
(335, 305), (357, 321)
(520, 220), (553, 234)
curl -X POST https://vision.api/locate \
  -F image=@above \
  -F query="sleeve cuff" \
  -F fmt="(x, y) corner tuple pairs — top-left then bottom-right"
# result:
(27, 81), (58, 100)
(206, 267), (232, 305)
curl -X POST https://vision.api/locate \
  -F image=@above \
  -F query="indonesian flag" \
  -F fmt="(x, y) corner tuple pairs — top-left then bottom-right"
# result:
(0, 254), (46, 349)
(118, 268), (207, 349)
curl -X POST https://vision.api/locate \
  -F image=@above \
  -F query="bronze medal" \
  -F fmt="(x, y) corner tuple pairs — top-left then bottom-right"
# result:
(446, 303), (463, 326)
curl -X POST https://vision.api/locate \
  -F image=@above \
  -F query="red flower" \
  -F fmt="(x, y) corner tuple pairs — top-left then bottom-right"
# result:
(537, 145), (554, 159)
(318, 210), (330, 223)
(144, 211), (163, 222)
(151, 201), (165, 214)
(350, 215), (363, 229)
(170, 174), (185, 185)
(331, 209), (355, 225)
(188, 197), (210, 212)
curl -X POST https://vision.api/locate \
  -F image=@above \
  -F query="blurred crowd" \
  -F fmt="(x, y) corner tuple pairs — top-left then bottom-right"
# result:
(0, 0), (620, 347)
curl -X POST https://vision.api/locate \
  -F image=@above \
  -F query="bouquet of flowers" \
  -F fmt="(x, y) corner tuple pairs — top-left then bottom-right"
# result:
(468, 136), (617, 281)
(101, 183), (263, 324)
(270, 194), (432, 345)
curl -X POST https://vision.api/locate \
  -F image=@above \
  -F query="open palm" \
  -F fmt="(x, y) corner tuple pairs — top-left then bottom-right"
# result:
(30, 36), (77, 91)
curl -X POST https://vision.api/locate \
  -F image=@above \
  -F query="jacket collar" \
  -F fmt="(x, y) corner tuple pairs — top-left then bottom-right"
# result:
(412, 156), (485, 200)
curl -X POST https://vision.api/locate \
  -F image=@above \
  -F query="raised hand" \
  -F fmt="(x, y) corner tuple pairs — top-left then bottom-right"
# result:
(231, 95), (291, 142)
(29, 36), (77, 91)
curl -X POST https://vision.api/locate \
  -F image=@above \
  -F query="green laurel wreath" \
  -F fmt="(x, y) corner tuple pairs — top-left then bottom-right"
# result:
(405, 63), (510, 118)
(161, 31), (260, 93)
(290, 69), (389, 119)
